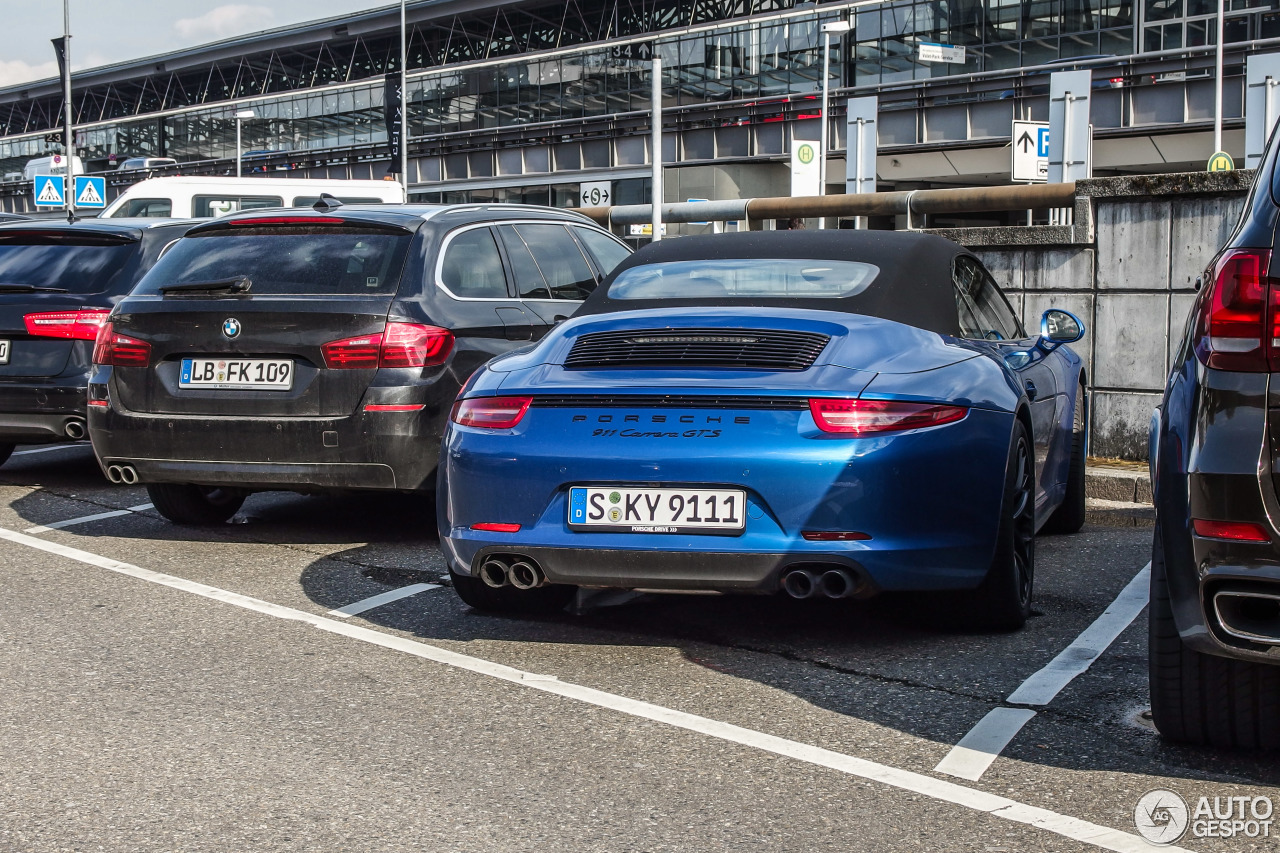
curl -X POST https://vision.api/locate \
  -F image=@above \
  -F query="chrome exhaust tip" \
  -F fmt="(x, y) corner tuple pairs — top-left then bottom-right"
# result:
(105, 465), (123, 484)
(478, 558), (511, 589)
(781, 568), (819, 599)
(819, 569), (857, 599)
(118, 465), (139, 485)
(64, 419), (86, 440)
(508, 559), (545, 590)
(1213, 589), (1280, 645)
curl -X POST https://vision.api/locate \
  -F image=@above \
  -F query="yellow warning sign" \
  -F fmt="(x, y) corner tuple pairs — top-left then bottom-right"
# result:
(1208, 151), (1235, 172)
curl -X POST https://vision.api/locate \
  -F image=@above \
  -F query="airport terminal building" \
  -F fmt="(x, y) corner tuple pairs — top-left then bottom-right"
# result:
(0, 0), (1274, 217)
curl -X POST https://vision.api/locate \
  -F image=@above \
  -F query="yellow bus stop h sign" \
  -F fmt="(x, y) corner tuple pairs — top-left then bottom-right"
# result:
(1208, 151), (1235, 172)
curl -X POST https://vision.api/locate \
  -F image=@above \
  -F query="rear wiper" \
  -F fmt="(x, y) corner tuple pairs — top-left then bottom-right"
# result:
(159, 277), (251, 295)
(0, 283), (69, 293)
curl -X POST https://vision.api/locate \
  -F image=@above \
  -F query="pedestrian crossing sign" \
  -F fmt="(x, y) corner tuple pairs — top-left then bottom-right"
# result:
(74, 176), (106, 208)
(33, 174), (64, 206)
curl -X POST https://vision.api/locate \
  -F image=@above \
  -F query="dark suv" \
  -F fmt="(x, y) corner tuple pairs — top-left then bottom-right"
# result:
(1150, 138), (1280, 748)
(0, 218), (196, 465)
(87, 203), (631, 524)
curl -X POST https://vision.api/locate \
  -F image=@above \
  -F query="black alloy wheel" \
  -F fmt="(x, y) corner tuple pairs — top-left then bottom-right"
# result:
(965, 419), (1036, 631)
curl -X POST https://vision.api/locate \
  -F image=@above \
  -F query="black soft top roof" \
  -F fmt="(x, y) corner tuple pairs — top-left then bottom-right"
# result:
(578, 230), (968, 337)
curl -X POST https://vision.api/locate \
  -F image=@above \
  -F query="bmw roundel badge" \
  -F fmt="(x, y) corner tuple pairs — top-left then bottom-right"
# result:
(222, 318), (241, 339)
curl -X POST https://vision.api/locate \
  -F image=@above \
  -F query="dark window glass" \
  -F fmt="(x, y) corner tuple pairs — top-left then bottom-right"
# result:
(291, 196), (387, 207)
(609, 259), (879, 300)
(134, 228), (411, 296)
(440, 228), (508, 298)
(113, 198), (173, 218)
(0, 237), (137, 295)
(573, 227), (631, 276)
(511, 223), (597, 300)
(191, 195), (283, 217)
(953, 256), (1022, 340)
(497, 225), (551, 299)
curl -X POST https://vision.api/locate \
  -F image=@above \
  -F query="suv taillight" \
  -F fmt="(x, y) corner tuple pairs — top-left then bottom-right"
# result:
(91, 322), (151, 367)
(24, 309), (110, 340)
(323, 323), (454, 369)
(1195, 248), (1275, 372)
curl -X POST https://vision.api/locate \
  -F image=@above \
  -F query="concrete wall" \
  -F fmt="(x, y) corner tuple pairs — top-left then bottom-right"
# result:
(937, 171), (1254, 461)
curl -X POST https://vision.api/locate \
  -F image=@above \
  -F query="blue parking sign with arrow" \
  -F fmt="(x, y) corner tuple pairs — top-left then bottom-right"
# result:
(74, 176), (106, 209)
(33, 175), (65, 207)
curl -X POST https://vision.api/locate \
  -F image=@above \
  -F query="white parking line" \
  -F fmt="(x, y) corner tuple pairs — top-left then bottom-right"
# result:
(0, 525), (1183, 853)
(935, 563), (1152, 782)
(12, 444), (90, 456)
(24, 503), (154, 535)
(328, 583), (441, 617)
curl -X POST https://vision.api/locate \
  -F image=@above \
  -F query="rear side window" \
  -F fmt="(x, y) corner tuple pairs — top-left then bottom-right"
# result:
(192, 195), (283, 217)
(439, 228), (509, 298)
(953, 256), (1023, 340)
(134, 227), (412, 296)
(0, 235), (138, 295)
(111, 197), (173, 218)
(507, 223), (597, 300)
(573, 227), (631, 276)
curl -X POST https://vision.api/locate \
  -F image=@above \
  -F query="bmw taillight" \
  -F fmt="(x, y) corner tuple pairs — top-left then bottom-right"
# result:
(91, 322), (151, 367)
(809, 399), (968, 435)
(1195, 248), (1275, 371)
(450, 396), (533, 429)
(24, 308), (110, 340)
(323, 323), (454, 369)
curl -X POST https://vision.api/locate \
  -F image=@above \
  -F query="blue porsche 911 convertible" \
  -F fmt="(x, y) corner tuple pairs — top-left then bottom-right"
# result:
(438, 231), (1087, 630)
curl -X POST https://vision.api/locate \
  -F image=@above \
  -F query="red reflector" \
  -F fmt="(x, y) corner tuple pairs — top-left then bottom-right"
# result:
(1197, 248), (1273, 371)
(88, 399), (108, 408)
(471, 522), (521, 533)
(24, 309), (110, 341)
(801, 531), (872, 541)
(450, 396), (533, 429)
(91, 322), (151, 367)
(1192, 519), (1271, 542)
(363, 404), (425, 412)
(808, 399), (967, 435)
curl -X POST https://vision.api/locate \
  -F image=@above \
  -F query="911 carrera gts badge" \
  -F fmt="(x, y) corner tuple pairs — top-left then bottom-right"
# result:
(222, 318), (241, 339)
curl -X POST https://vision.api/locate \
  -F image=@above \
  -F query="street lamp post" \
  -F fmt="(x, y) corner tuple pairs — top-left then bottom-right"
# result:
(400, 0), (409, 194)
(1214, 0), (1225, 157)
(819, 20), (851, 228)
(234, 110), (255, 177)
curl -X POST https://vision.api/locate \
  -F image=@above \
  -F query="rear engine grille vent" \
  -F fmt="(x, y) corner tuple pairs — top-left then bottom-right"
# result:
(564, 328), (829, 371)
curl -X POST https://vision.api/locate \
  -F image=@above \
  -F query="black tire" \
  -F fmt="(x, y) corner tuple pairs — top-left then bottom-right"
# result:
(1042, 382), (1087, 535)
(0, 443), (13, 467)
(964, 419), (1036, 631)
(146, 483), (247, 526)
(449, 568), (576, 616)
(1148, 524), (1280, 749)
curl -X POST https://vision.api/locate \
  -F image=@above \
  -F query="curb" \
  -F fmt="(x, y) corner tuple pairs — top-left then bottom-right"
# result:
(1085, 463), (1152, 505)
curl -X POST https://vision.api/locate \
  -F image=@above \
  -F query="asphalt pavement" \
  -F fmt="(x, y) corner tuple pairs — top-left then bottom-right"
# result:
(0, 442), (1275, 853)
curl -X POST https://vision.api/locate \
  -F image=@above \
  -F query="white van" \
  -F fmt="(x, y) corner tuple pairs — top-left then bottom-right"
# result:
(23, 154), (86, 181)
(100, 176), (406, 218)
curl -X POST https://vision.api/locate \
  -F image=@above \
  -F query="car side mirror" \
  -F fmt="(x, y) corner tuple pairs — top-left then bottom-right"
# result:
(1040, 309), (1085, 348)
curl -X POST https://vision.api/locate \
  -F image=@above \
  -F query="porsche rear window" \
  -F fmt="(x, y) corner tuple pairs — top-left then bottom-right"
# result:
(608, 259), (879, 300)
(134, 229), (411, 296)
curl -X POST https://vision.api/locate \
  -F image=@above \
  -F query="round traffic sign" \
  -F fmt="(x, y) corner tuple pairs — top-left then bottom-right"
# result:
(1207, 151), (1235, 172)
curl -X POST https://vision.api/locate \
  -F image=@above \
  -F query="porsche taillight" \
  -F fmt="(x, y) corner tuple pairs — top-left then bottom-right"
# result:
(1194, 248), (1277, 372)
(450, 396), (533, 429)
(809, 399), (968, 435)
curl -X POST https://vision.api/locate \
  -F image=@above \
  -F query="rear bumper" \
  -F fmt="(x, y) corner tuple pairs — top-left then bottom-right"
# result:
(88, 404), (441, 491)
(0, 381), (88, 443)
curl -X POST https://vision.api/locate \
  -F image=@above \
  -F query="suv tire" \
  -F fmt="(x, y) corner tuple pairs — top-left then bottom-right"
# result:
(1149, 524), (1280, 749)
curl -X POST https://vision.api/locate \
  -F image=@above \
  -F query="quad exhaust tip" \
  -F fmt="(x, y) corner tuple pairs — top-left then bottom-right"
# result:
(105, 464), (139, 486)
(478, 556), (547, 590)
(479, 558), (510, 588)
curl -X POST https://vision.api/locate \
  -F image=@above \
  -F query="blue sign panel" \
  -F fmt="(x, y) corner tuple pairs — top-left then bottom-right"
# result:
(1037, 127), (1050, 158)
(74, 175), (106, 208)
(33, 174), (65, 207)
